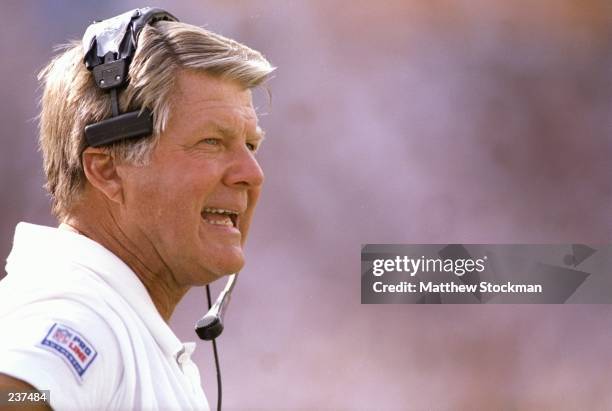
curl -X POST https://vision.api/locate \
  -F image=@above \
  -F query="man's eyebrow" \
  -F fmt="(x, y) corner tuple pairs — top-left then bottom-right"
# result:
(208, 123), (265, 141)
(254, 126), (266, 141)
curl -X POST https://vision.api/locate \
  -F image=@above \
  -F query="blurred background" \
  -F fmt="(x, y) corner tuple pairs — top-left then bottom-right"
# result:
(1, 0), (611, 409)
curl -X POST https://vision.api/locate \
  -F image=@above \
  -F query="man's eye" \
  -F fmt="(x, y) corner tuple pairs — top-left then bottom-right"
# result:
(201, 138), (220, 146)
(246, 142), (257, 152)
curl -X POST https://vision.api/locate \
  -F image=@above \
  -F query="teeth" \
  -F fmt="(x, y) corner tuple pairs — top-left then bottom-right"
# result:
(203, 207), (238, 215)
(202, 207), (238, 227)
(203, 218), (233, 226)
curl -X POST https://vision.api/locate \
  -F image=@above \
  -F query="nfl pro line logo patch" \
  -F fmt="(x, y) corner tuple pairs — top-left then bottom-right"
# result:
(39, 323), (98, 381)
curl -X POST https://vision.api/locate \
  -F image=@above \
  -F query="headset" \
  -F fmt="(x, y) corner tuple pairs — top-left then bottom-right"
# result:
(82, 7), (235, 410)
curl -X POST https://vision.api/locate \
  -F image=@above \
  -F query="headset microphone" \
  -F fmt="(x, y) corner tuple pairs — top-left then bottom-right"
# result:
(195, 274), (238, 340)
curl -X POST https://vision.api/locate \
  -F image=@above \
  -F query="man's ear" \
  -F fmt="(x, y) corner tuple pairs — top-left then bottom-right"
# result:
(82, 148), (124, 204)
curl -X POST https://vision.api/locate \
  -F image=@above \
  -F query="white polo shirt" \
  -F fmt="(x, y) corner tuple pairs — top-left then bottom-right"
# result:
(0, 222), (209, 411)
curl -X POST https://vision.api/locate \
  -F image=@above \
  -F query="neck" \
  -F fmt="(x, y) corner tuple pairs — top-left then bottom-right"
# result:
(62, 214), (188, 322)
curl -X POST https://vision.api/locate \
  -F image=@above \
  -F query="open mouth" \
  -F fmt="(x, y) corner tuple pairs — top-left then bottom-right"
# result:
(201, 207), (239, 228)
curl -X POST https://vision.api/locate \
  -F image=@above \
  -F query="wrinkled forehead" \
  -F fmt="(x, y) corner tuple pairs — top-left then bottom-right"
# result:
(173, 70), (254, 110)
(166, 70), (261, 138)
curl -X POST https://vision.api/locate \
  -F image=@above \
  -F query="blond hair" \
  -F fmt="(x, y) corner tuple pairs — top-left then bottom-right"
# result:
(38, 21), (274, 219)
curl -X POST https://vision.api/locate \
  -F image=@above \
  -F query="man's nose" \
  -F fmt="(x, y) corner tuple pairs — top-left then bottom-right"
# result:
(225, 145), (264, 188)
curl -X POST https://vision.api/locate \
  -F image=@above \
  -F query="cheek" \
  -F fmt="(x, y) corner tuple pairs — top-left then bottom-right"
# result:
(121, 158), (224, 230)
(123, 172), (190, 228)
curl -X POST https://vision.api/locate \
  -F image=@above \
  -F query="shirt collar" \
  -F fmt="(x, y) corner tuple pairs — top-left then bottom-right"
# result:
(7, 222), (185, 358)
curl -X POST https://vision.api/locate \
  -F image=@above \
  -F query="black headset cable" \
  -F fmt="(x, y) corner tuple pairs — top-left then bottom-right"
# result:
(206, 284), (222, 411)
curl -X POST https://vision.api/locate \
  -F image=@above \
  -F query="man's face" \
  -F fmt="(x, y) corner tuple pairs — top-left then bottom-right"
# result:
(117, 70), (264, 286)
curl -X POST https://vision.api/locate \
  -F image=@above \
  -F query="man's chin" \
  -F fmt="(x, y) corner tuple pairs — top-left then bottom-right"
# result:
(188, 269), (237, 287)
(202, 257), (244, 283)
(185, 245), (245, 285)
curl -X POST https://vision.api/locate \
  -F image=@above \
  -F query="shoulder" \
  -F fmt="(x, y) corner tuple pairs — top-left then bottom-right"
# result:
(0, 298), (124, 410)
